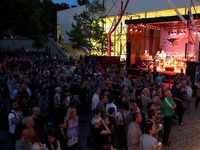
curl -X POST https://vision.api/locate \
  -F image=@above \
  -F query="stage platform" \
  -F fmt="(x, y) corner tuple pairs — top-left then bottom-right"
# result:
(126, 67), (179, 83)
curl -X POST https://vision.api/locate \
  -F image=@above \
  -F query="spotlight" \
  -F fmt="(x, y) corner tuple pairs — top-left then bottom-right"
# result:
(194, 32), (197, 35)
(139, 29), (143, 33)
(135, 29), (138, 32)
(173, 32), (177, 35)
(129, 28), (133, 32)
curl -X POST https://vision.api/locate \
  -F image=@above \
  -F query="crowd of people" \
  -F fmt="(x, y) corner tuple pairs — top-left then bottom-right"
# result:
(0, 47), (197, 150)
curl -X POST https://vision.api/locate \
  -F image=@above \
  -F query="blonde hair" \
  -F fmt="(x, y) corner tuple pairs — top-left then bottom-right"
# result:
(22, 116), (33, 127)
(91, 116), (102, 125)
(66, 107), (76, 121)
(31, 142), (44, 150)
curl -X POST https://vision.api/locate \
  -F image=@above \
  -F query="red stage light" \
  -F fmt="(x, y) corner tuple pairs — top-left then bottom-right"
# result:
(139, 29), (143, 33)
(194, 32), (197, 35)
(129, 28), (133, 32)
(135, 29), (138, 32)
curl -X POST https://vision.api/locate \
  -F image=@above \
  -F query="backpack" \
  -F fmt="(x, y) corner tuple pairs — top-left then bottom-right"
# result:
(86, 132), (94, 148)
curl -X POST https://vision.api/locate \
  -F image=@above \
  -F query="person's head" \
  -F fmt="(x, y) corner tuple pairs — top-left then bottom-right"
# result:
(108, 95), (115, 104)
(143, 88), (150, 97)
(99, 94), (107, 103)
(180, 86), (185, 92)
(148, 109), (157, 119)
(145, 121), (156, 135)
(66, 107), (76, 120)
(93, 109), (101, 117)
(31, 142), (44, 150)
(57, 116), (67, 130)
(32, 107), (41, 117)
(103, 116), (110, 126)
(55, 87), (62, 94)
(153, 67), (157, 71)
(11, 101), (19, 110)
(147, 102), (156, 111)
(108, 107), (115, 116)
(45, 129), (57, 146)
(186, 80), (192, 86)
(165, 90), (172, 98)
(176, 82), (182, 89)
(120, 95), (126, 103)
(95, 87), (101, 95)
(123, 85), (129, 92)
(91, 116), (102, 127)
(60, 94), (68, 104)
(129, 102), (138, 113)
(22, 116), (34, 128)
(132, 112), (142, 124)
(162, 84), (168, 92)
(152, 96), (160, 105)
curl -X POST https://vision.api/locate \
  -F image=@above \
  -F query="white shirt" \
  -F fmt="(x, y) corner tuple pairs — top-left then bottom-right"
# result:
(8, 110), (22, 134)
(92, 93), (100, 110)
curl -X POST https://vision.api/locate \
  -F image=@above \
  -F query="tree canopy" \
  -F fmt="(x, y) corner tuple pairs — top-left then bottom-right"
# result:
(0, 0), (70, 49)
(67, 0), (108, 55)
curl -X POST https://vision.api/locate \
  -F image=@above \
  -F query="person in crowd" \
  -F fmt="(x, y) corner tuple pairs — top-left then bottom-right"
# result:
(96, 94), (107, 118)
(195, 78), (200, 108)
(126, 102), (138, 126)
(162, 90), (176, 146)
(117, 103), (129, 150)
(147, 109), (162, 140)
(127, 112), (142, 150)
(172, 82), (185, 126)
(44, 128), (61, 150)
(155, 73), (165, 85)
(152, 67), (159, 81)
(15, 123), (32, 150)
(122, 85), (133, 103)
(135, 76), (144, 90)
(185, 81), (193, 113)
(108, 107), (117, 146)
(126, 74), (133, 90)
(106, 95), (118, 117)
(56, 115), (68, 150)
(54, 87), (62, 109)
(161, 84), (168, 101)
(91, 116), (111, 149)
(8, 100), (23, 149)
(66, 107), (79, 149)
(22, 116), (40, 144)
(141, 88), (152, 115)
(92, 87), (101, 111)
(32, 107), (44, 143)
(140, 121), (162, 150)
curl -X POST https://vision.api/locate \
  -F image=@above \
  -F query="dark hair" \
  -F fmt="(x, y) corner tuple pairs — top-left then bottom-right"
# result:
(145, 120), (153, 134)
(15, 123), (26, 140)
(108, 95), (115, 103)
(93, 109), (101, 116)
(108, 107), (115, 115)
(148, 109), (156, 119)
(147, 102), (155, 111)
(99, 94), (105, 101)
(44, 129), (58, 150)
(132, 112), (140, 122)
(122, 103), (129, 111)
(60, 94), (68, 104)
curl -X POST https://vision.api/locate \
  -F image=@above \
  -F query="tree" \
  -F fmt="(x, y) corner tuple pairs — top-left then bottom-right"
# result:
(66, 0), (108, 55)
(77, 0), (86, 6)
(29, 8), (46, 50)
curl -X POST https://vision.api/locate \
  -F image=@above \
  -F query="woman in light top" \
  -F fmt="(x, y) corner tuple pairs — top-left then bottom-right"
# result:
(66, 107), (79, 150)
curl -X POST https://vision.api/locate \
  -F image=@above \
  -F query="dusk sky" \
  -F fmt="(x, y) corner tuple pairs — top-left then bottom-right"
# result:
(52, 0), (94, 6)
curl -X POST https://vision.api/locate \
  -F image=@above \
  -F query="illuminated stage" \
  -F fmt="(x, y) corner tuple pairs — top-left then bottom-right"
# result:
(125, 14), (200, 74)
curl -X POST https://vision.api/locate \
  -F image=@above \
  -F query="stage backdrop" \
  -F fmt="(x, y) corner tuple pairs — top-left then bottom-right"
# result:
(160, 29), (200, 57)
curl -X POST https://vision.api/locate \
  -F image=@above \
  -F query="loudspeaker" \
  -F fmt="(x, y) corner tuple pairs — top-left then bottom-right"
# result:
(126, 42), (131, 68)
(185, 43), (187, 58)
